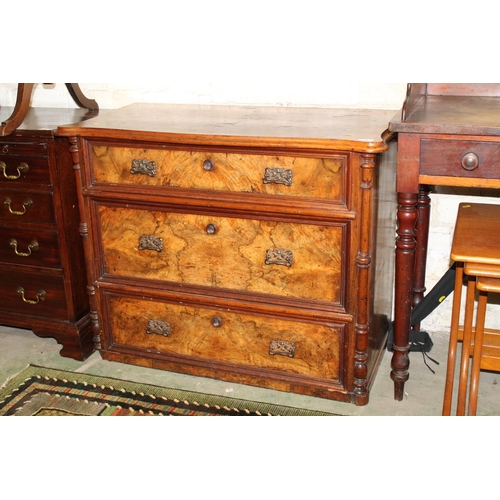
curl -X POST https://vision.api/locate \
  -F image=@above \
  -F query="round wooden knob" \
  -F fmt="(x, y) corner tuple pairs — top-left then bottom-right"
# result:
(461, 152), (479, 171)
(203, 159), (214, 171)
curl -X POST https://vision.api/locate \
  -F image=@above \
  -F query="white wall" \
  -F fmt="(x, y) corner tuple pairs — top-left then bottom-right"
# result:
(0, 83), (407, 110)
(1, 81), (499, 335)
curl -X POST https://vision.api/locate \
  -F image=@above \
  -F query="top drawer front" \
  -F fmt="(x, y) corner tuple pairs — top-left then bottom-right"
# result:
(90, 145), (346, 202)
(0, 141), (48, 157)
(420, 139), (500, 180)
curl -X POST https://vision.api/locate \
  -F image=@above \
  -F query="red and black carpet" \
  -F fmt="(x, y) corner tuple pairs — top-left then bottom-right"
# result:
(0, 365), (338, 416)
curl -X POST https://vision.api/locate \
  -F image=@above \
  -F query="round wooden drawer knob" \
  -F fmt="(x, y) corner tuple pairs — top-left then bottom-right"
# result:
(461, 152), (479, 171)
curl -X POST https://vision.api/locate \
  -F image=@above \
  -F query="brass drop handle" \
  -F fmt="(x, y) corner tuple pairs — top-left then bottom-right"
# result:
(4, 197), (33, 215)
(211, 316), (223, 327)
(461, 152), (479, 171)
(9, 238), (39, 257)
(205, 223), (217, 235)
(0, 161), (29, 179)
(16, 286), (46, 305)
(203, 159), (214, 171)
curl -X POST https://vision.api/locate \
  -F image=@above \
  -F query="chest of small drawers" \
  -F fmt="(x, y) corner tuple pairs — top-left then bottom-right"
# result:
(57, 103), (396, 404)
(0, 107), (97, 360)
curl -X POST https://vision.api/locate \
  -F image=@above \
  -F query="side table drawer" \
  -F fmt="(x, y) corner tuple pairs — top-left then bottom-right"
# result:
(420, 138), (500, 180)
(105, 294), (343, 380)
(89, 144), (346, 202)
(97, 204), (344, 303)
(0, 268), (68, 319)
(0, 226), (60, 268)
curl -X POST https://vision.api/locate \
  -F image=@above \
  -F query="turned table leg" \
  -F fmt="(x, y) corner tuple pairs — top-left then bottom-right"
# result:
(391, 192), (419, 400)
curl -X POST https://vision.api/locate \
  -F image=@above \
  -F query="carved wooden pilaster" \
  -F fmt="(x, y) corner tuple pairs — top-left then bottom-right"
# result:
(68, 136), (101, 350)
(353, 153), (376, 402)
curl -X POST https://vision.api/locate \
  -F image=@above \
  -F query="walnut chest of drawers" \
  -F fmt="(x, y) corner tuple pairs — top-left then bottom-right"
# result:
(57, 103), (396, 404)
(0, 107), (98, 359)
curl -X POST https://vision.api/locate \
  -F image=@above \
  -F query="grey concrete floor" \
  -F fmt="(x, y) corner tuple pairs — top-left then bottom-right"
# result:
(1, 324), (499, 415)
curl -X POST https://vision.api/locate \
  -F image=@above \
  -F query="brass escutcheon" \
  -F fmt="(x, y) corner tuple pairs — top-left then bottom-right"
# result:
(4, 197), (33, 215)
(16, 286), (46, 305)
(0, 161), (29, 180)
(9, 238), (39, 257)
(211, 316), (223, 327)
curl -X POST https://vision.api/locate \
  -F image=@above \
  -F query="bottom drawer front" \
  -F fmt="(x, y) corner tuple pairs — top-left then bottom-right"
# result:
(106, 295), (342, 380)
(0, 269), (68, 318)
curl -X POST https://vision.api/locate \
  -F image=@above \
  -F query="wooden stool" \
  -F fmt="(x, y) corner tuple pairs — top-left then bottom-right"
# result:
(443, 203), (500, 416)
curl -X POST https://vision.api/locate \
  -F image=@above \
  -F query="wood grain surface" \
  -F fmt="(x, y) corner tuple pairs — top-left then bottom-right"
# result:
(106, 294), (341, 379)
(98, 205), (343, 302)
(90, 145), (345, 201)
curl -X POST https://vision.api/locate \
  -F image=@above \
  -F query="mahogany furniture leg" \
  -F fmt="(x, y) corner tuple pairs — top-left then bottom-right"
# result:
(0, 83), (35, 137)
(391, 192), (419, 400)
(413, 185), (432, 329)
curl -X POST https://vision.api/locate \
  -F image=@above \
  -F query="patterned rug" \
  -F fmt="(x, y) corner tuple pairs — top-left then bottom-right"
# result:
(0, 365), (339, 416)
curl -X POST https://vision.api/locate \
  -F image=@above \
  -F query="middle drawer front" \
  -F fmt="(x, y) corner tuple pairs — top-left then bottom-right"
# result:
(0, 189), (55, 224)
(89, 145), (346, 202)
(105, 294), (342, 380)
(97, 205), (344, 303)
(0, 226), (61, 268)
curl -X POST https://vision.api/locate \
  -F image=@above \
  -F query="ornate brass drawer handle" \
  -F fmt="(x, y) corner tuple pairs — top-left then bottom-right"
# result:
(4, 197), (33, 215)
(138, 235), (163, 252)
(269, 340), (296, 358)
(130, 159), (157, 177)
(0, 161), (29, 180)
(146, 319), (171, 337)
(16, 286), (46, 305)
(265, 249), (293, 267)
(9, 238), (39, 257)
(263, 167), (293, 186)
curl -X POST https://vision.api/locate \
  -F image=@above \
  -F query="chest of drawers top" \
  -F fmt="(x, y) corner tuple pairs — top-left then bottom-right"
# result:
(56, 103), (395, 153)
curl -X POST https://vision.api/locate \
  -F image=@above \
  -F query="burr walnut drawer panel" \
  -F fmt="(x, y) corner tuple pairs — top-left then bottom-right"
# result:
(105, 294), (342, 380)
(0, 189), (55, 224)
(0, 267), (67, 318)
(0, 226), (60, 267)
(97, 205), (344, 303)
(89, 145), (346, 202)
(0, 154), (51, 186)
(420, 139), (500, 179)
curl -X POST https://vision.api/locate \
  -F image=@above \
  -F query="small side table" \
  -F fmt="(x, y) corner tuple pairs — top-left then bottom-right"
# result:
(388, 83), (500, 401)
